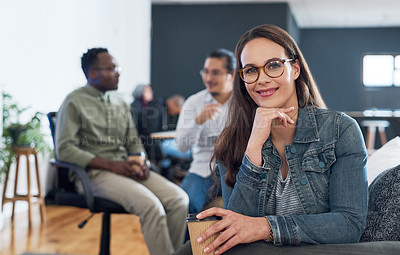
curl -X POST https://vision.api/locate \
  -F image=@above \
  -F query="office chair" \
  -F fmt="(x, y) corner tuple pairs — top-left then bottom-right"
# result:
(47, 112), (128, 255)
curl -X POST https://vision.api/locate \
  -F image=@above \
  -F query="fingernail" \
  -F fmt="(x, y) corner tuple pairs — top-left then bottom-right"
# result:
(197, 236), (202, 243)
(215, 250), (219, 255)
(204, 247), (209, 253)
(196, 213), (201, 218)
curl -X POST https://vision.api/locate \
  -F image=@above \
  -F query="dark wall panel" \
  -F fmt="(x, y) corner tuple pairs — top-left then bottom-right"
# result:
(301, 27), (400, 111)
(152, 4), (400, 113)
(286, 7), (299, 43)
(151, 3), (295, 98)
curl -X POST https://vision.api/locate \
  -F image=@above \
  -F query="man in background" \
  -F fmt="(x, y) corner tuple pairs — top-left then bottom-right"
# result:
(55, 48), (188, 255)
(175, 48), (235, 214)
(131, 85), (191, 177)
(131, 85), (185, 137)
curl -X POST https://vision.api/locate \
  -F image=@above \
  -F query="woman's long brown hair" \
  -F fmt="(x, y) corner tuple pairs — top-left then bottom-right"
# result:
(212, 24), (327, 188)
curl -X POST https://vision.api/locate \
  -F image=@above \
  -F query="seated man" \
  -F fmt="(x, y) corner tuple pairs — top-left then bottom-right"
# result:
(55, 47), (189, 255)
(131, 85), (184, 142)
(131, 85), (191, 174)
(175, 48), (235, 214)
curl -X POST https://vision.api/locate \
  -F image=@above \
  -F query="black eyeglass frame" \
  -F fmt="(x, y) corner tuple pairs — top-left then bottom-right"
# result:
(238, 58), (295, 84)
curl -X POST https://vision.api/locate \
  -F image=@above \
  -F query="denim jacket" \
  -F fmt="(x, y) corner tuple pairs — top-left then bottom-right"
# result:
(217, 106), (368, 245)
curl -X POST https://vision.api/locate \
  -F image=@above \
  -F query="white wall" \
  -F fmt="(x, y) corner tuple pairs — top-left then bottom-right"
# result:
(0, 0), (151, 206)
(0, 0), (151, 122)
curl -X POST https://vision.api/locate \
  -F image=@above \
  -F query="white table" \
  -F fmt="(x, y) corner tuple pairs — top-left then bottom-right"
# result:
(149, 130), (176, 140)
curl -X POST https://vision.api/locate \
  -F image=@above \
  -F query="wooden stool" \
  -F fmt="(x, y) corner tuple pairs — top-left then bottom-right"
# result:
(1, 147), (46, 227)
(360, 120), (390, 154)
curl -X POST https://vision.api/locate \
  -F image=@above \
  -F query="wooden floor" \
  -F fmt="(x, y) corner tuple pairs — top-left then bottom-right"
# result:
(0, 204), (150, 255)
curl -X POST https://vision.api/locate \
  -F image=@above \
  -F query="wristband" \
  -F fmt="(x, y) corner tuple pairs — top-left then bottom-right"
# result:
(264, 217), (274, 243)
(266, 226), (274, 242)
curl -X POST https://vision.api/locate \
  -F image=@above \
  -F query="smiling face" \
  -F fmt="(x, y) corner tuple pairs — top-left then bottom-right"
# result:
(201, 57), (233, 96)
(240, 38), (300, 109)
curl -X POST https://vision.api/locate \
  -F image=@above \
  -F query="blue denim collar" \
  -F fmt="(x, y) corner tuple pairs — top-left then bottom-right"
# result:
(293, 106), (320, 143)
(263, 106), (320, 149)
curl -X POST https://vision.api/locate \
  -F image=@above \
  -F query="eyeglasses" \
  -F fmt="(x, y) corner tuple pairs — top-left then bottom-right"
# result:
(199, 69), (226, 77)
(238, 58), (295, 84)
(93, 66), (122, 73)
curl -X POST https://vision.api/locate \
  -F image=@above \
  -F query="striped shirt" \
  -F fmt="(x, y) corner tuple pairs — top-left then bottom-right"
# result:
(266, 170), (304, 215)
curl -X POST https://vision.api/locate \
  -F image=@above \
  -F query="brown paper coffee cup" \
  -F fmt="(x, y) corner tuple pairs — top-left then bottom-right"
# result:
(128, 155), (145, 172)
(186, 214), (222, 255)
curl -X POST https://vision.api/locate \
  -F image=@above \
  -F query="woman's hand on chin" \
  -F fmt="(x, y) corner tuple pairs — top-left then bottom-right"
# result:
(246, 106), (295, 166)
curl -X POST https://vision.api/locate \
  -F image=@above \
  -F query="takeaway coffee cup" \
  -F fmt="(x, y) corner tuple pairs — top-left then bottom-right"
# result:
(186, 213), (222, 255)
(128, 152), (146, 173)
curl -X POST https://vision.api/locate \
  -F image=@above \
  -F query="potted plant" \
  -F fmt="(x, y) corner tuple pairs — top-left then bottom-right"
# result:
(0, 91), (51, 179)
(0, 91), (51, 229)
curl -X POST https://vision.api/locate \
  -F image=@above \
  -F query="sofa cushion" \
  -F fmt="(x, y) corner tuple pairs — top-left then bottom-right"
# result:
(366, 136), (400, 185)
(360, 164), (400, 242)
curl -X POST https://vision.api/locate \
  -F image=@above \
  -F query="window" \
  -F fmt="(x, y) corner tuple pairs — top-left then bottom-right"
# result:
(394, 56), (400, 85)
(363, 54), (400, 87)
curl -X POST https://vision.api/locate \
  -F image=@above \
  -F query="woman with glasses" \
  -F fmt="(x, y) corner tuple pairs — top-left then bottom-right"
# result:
(175, 24), (368, 255)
